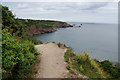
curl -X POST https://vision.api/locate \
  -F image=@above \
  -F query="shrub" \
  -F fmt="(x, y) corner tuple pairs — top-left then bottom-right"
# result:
(66, 65), (70, 70)
(76, 53), (90, 65)
(79, 65), (84, 72)
(2, 29), (39, 79)
(64, 49), (111, 78)
(64, 49), (74, 63)
(101, 60), (120, 78)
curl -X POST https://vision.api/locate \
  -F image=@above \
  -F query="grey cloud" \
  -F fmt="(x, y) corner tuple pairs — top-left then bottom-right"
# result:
(2, 2), (117, 23)
(75, 2), (110, 10)
(7, 2), (109, 13)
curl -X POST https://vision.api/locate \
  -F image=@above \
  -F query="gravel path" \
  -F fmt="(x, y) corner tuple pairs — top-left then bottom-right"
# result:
(33, 43), (69, 78)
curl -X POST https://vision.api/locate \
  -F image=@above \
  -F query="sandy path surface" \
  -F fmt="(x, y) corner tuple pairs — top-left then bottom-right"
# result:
(34, 43), (68, 78)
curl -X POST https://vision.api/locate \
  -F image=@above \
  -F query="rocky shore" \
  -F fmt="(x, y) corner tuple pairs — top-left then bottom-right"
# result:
(28, 27), (57, 36)
(27, 24), (73, 36)
(16, 18), (73, 36)
(57, 24), (73, 28)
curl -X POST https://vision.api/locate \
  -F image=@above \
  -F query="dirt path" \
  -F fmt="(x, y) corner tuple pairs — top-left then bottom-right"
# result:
(33, 43), (69, 78)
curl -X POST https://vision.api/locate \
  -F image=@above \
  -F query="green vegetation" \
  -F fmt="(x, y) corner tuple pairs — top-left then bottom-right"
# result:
(1, 4), (71, 79)
(16, 19), (70, 29)
(100, 60), (120, 78)
(64, 49), (120, 78)
(1, 5), (40, 79)
(2, 29), (39, 79)
(2, 4), (120, 79)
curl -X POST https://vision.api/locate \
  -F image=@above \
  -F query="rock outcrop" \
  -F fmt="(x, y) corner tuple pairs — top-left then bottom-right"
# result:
(57, 24), (73, 28)
(27, 27), (57, 36)
(27, 24), (73, 36)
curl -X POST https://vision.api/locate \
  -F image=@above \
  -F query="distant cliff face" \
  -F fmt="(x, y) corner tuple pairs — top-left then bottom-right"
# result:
(27, 27), (57, 36)
(57, 23), (73, 28)
(27, 23), (73, 36)
(16, 19), (73, 35)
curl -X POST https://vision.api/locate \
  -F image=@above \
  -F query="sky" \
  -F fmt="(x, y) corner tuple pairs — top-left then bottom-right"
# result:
(2, 2), (118, 23)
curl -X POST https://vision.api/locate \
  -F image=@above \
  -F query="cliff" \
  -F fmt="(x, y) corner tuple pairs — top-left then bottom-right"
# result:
(27, 27), (57, 36)
(16, 19), (73, 35)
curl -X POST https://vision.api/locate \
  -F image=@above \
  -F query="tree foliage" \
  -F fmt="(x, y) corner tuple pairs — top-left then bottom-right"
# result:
(2, 6), (15, 27)
(16, 19), (71, 29)
(101, 60), (120, 78)
(2, 29), (39, 79)
(1, 5), (40, 79)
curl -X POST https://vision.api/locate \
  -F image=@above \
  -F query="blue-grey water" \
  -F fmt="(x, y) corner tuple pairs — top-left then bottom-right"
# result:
(34, 23), (118, 62)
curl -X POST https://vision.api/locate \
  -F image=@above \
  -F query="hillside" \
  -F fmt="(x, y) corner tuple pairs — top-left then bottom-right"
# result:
(1, 5), (40, 80)
(16, 19), (73, 36)
(64, 49), (120, 78)
(1, 5), (73, 79)
(1, 4), (120, 80)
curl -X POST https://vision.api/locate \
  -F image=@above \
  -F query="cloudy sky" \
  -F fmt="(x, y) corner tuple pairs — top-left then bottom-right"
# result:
(2, 2), (118, 23)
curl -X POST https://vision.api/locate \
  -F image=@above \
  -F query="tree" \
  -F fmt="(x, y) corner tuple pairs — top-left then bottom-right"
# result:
(2, 5), (15, 27)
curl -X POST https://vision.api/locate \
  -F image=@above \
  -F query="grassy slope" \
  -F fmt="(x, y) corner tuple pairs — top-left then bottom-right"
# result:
(16, 19), (72, 36)
(2, 5), (71, 79)
(64, 49), (111, 78)
(16, 19), (71, 29)
(2, 4), (120, 79)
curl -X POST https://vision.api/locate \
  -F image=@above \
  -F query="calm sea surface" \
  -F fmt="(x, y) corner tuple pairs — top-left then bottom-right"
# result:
(34, 23), (118, 62)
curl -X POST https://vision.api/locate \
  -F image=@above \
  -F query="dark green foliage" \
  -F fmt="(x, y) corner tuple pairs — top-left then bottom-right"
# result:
(66, 65), (70, 70)
(0, 5), (2, 26)
(64, 49), (75, 63)
(22, 34), (42, 45)
(2, 29), (39, 79)
(1, 5), (40, 79)
(2, 5), (25, 37)
(2, 6), (15, 27)
(101, 60), (120, 78)
(1, 5), (40, 44)
(16, 19), (70, 29)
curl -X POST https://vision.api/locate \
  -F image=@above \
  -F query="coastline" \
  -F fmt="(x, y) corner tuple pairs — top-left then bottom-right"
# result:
(27, 27), (57, 36)
(27, 26), (73, 36)
(2, 4), (119, 79)
(33, 42), (86, 78)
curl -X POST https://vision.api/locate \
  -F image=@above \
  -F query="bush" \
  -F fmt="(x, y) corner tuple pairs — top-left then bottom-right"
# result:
(79, 65), (84, 72)
(76, 53), (90, 64)
(1, 5), (41, 79)
(2, 29), (39, 79)
(64, 49), (111, 78)
(64, 49), (75, 63)
(66, 65), (70, 70)
(101, 60), (120, 78)
(22, 35), (42, 45)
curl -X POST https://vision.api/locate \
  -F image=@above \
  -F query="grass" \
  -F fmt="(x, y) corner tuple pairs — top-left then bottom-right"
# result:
(66, 65), (71, 70)
(64, 49), (111, 78)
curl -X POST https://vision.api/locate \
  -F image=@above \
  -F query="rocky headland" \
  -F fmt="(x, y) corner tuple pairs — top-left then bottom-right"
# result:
(26, 22), (73, 36)
(16, 19), (73, 36)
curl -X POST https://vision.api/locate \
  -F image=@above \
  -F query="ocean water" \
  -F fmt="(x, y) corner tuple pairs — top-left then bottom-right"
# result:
(34, 23), (118, 62)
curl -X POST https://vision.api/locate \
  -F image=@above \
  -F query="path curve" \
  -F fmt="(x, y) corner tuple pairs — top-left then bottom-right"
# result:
(34, 43), (68, 78)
